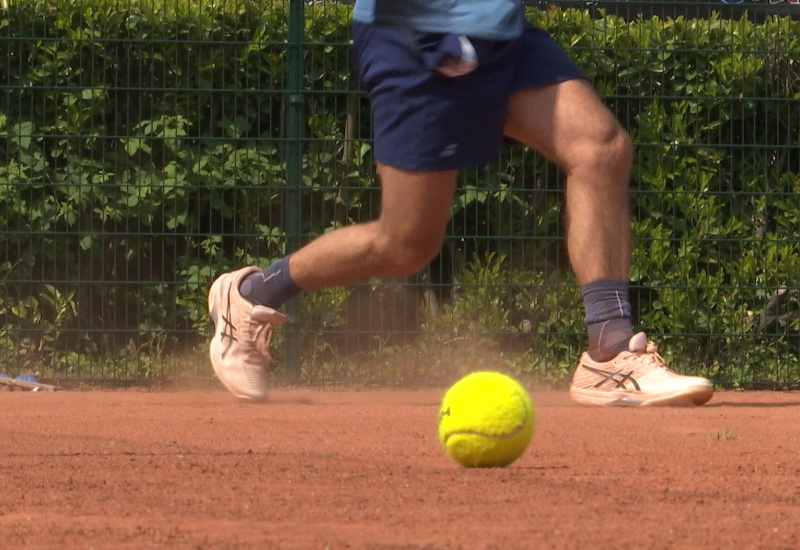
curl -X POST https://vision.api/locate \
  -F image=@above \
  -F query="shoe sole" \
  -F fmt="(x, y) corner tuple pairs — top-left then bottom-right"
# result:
(570, 384), (713, 407)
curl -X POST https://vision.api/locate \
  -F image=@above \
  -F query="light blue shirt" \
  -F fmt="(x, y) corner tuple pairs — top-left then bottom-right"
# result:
(352, 0), (525, 41)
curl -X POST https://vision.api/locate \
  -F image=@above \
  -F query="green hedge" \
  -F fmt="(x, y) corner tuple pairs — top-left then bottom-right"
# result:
(0, 0), (798, 385)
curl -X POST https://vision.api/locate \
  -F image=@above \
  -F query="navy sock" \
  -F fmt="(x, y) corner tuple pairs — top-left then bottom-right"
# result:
(581, 279), (634, 362)
(239, 256), (300, 310)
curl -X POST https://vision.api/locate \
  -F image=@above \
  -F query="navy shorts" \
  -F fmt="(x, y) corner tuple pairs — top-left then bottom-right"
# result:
(352, 22), (587, 172)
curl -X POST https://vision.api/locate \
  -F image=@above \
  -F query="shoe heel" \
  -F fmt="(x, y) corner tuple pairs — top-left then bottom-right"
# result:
(208, 277), (223, 320)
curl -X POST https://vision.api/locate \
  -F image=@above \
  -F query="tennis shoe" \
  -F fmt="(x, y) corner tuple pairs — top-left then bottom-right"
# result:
(570, 332), (713, 407)
(208, 266), (287, 401)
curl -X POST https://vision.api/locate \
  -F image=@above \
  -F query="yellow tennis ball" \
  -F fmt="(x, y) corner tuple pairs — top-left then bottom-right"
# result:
(437, 371), (534, 468)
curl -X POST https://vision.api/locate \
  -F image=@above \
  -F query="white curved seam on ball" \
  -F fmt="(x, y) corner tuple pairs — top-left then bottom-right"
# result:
(443, 423), (525, 444)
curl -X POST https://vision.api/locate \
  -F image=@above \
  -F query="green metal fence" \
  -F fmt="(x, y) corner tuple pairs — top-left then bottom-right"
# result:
(1, 0), (798, 389)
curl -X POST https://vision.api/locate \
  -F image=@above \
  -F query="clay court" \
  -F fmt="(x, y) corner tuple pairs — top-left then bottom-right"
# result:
(2, 389), (800, 549)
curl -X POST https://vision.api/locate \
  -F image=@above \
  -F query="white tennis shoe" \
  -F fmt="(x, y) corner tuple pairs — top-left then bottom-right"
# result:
(208, 266), (287, 401)
(570, 332), (713, 407)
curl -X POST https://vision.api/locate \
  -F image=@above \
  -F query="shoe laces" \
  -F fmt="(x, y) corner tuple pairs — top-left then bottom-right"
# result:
(619, 340), (667, 370)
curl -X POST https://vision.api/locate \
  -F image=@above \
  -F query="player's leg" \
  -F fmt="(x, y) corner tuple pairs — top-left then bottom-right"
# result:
(493, 27), (636, 365)
(504, 34), (712, 406)
(288, 165), (458, 290)
(505, 78), (632, 287)
(208, 21), (518, 401)
(505, 47), (637, 367)
(208, 165), (457, 401)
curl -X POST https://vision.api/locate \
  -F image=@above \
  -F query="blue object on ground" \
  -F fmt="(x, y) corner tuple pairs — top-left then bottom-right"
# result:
(16, 374), (38, 383)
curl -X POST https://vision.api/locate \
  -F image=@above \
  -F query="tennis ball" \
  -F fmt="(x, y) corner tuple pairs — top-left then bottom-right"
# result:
(437, 371), (534, 468)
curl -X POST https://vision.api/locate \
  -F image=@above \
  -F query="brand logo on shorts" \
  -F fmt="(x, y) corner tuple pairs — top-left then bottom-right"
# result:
(439, 143), (459, 158)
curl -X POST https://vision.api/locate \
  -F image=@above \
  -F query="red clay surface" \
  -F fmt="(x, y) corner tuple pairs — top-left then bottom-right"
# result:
(2, 389), (800, 549)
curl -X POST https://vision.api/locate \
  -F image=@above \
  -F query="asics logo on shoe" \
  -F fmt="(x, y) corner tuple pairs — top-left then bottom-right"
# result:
(581, 364), (642, 391)
(219, 285), (239, 357)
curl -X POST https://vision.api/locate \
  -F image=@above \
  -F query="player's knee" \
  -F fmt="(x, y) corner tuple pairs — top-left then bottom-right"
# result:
(382, 234), (443, 277)
(591, 124), (633, 177)
(568, 123), (632, 197)
(608, 126), (633, 171)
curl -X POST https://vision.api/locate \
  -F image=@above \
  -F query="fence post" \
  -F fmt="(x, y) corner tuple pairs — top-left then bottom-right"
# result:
(284, 0), (304, 381)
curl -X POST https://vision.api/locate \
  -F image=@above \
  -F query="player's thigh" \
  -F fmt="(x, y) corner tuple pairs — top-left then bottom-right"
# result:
(504, 79), (625, 171)
(376, 163), (458, 247)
